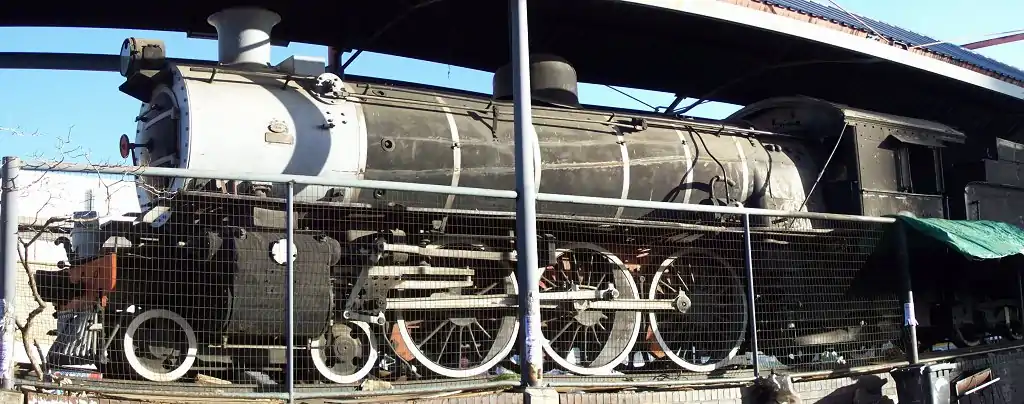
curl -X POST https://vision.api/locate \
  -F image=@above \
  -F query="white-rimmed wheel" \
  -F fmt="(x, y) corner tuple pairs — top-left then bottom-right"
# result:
(949, 303), (985, 348)
(647, 249), (748, 372)
(997, 305), (1024, 341)
(308, 321), (378, 384)
(122, 309), (198, 382)
(394, 238), (519, 378)
(540, 242), (641, 375)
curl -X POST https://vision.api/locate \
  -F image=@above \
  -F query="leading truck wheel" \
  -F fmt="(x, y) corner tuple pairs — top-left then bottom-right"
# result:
(122, 309), (198, 382)
(540, 243), (641, 375)
(308, 321), (379, 384)
(647, 249), (748, 372)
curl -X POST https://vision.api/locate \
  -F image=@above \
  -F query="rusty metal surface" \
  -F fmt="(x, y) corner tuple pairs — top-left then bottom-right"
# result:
(747, 0), (1024, 84)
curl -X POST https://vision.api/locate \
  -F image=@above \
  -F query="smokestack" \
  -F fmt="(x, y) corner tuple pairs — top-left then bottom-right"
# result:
(207, 7), (281, 66)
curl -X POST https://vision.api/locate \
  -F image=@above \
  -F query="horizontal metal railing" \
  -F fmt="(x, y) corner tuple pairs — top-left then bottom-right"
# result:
(22, 161), (897, 223)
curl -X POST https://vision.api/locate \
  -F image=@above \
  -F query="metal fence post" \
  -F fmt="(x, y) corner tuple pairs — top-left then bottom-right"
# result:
(894, 219), (919, 364)
(510, 0), (543, 389)
(742, 214), (760, 378)
(1018, 268), (1024, 346)
(1, 156), (21, 389)
(285, 182), (296, 403)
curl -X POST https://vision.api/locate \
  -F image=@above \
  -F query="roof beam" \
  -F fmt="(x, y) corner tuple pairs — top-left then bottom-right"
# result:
(962, 32), (1024, 50)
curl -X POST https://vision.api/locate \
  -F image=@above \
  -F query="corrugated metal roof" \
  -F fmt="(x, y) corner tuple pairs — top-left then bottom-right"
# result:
(757, 0), (1024, 83)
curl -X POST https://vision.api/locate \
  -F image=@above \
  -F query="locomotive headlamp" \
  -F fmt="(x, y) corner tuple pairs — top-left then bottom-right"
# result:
(118, 134), (133, 159)
(119, 37), (167, 78)
(118, 134), (150, 162)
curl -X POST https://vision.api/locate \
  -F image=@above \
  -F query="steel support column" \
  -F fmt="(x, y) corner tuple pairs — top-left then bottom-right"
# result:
(742, 214), (760, 377)
(894, 218), (920, 364)
(1, 156), (21, 389)
(509, 0), (543, 388)
(285, 182), (296, 403)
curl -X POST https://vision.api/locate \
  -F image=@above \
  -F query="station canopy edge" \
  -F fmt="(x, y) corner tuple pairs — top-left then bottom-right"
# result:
(3, 0), (1024, 142)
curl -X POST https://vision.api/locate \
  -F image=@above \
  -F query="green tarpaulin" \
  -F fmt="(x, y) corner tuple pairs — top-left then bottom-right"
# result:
(896, 215), (1024, 260)
(849, 215), (1024, 296)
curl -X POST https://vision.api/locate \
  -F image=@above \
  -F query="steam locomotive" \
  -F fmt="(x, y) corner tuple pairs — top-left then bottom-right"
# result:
(33, 6), (1024, 384)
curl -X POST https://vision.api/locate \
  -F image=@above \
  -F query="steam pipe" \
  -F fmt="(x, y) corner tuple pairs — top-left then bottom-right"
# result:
(207, 7), (281, 66)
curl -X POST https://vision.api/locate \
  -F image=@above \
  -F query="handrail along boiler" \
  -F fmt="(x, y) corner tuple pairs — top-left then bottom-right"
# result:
(31, 6), (1024, 383)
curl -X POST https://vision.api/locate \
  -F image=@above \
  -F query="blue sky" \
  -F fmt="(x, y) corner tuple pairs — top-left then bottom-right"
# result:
(1, 0), (1022, 164)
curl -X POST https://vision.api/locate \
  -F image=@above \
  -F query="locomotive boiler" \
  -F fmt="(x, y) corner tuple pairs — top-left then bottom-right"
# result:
(31, 5), (1024, 385)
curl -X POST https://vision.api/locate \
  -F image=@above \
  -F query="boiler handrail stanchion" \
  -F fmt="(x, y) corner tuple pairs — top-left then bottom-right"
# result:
(510, 0), (543, 388)
(1, 156), (21, 390)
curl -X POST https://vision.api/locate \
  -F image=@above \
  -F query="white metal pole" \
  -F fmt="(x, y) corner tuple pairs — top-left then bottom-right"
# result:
(510, 0), (542, 387)
(1, 156), (21, 389)
(285, 182), (296, 403)
(742, 214), (760, 377)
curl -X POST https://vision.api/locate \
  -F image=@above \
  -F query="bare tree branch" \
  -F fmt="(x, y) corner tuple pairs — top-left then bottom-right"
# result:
(15, 243), (49, 380)
(2, 127), (150, 380)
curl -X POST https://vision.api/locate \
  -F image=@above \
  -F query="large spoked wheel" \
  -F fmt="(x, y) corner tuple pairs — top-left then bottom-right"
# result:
(946, 302), (985, 348)
(308, 321), (379, 384)
(122, 309), (198, 382)
(395, 238), (519, 378)
(997, 305), (1024, 341)
(647, 249), (748, 372)
(540, 242), (641, 375)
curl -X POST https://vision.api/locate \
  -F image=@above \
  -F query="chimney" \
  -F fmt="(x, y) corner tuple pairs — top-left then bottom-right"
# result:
(207, 7), (281, 66)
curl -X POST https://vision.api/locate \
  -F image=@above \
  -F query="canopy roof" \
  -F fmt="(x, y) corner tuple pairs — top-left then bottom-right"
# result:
(3, 0), (1024, 142)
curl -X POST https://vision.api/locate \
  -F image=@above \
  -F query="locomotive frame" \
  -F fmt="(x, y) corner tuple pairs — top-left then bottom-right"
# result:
(15, 2), (1024, 388)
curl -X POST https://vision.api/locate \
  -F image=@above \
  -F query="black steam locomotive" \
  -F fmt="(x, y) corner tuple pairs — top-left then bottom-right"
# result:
(31, 6), (1024, 384)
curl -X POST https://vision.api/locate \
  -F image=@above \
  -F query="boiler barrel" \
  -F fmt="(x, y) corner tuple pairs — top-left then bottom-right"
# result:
(352, 85), (820, 220)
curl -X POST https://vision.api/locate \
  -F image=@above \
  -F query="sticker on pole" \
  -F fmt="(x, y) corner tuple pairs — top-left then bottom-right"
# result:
(904, 302), (918, 326)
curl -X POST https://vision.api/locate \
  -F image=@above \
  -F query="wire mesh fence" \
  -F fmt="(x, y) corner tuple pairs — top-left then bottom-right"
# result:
(0, 159), (924, 398)
(748, 217), (905, 372)
(526, 196), (906, 382)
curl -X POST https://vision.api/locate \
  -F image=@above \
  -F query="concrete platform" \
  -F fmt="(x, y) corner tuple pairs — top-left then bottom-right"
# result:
(1, 373), (900, 404)
(10, 345), (1024, 404)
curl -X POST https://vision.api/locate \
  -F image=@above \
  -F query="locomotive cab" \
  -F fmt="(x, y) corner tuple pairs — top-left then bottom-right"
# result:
(727, 96), (967, 219)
